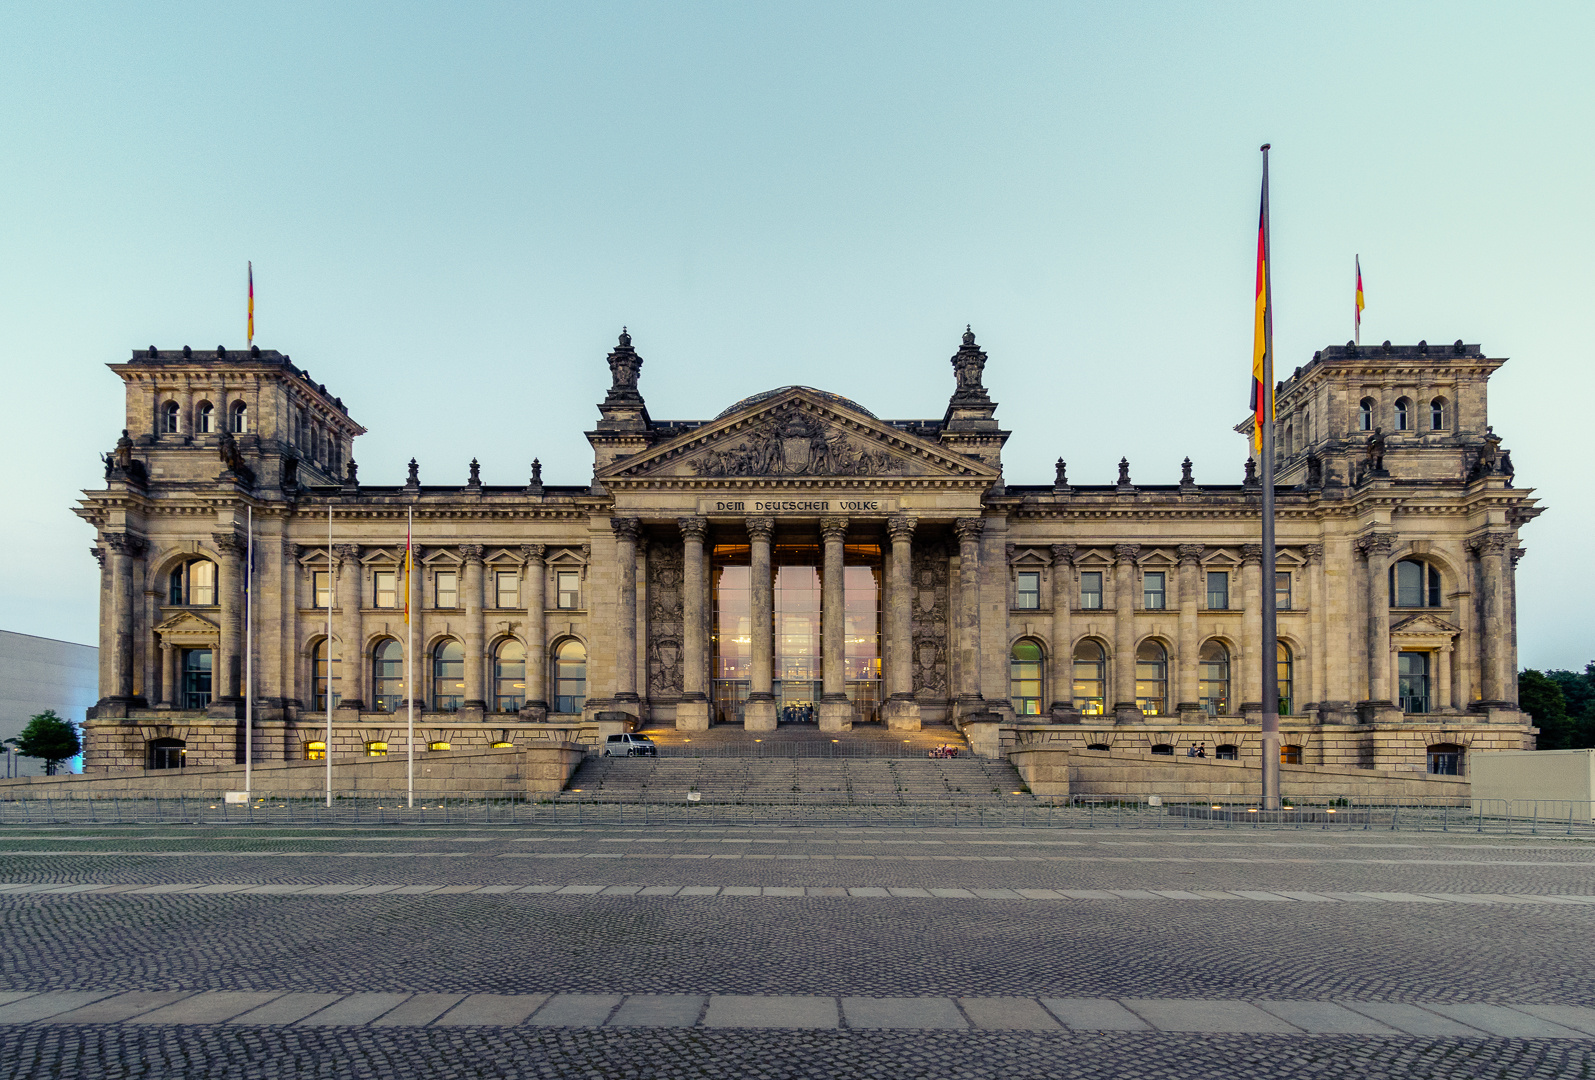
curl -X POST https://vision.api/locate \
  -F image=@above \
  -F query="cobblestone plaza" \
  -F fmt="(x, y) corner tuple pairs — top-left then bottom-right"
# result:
(2, 822), (1594, 1077)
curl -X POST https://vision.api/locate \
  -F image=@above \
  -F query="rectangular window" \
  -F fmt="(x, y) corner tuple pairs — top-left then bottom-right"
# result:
(435, 570), (458, 609)
(1015, 571), (1041, 609)
(1143, 571), (1166, 610)
(312, 570), (331, 609)
(1275, 571), (1292, 611)
(1206, 571), (1230, 610)
(374, 571), (397, 609)
(189, 561), (216, 607)
(495, 571), (519, 609)
(1079, 571), (1103, 610)
(556, 570), (580, 610)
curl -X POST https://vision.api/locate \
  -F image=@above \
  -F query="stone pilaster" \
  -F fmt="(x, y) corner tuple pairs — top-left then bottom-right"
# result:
(745, 516), (777, 731)
(101, 533), (146, 710)
(883, 516), (921, 730)
(334, 543), (364, 711)
(459, 544), (487, 714)
(159, 641), (176, 709)
(819, 516), (852, 732)
(954, 517), (986, 715)
(1239, 544), (1263, 718)
(1305, 544), (1326, 718)
(607, 520), (641, 712)
(1471, 532), (1513, 707)
(1358, 532), (1397, 721)
(1175, 544), (1204, 720)
(1048, 543), (1075, 719)
(520, 544), (548, 719)
(675, 519), (711, 731)
(1112, 544), (1141, 724)
(212, 532), (245, 708)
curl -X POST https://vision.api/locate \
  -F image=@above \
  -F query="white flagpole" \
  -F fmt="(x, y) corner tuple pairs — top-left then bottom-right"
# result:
(245, 504), (253, 796)
(327, 501), (334, 808)
(406, 506), (415, 809)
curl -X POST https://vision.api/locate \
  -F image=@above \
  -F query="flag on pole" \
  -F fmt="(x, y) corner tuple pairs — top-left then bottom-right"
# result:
(1354, 255), (1365, 345)
(1249, 192), (1271, 452)
(403, 517), (413, 624)
(247, 262), (255, 346)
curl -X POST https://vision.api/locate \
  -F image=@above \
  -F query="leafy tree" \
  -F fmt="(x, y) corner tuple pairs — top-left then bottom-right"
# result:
(1522, 663), (1595, 750)
(13, 710), (82, 775)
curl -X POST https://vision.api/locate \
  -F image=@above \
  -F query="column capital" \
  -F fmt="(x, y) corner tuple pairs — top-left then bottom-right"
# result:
(520, 543), (546, 564)
(1511, 545), (1526, 567)
(1240, 543), (1263, 565)
(331, 542), (360, 561)
(745, 516), (775, 542)
(1113, 543), (1140, 564)
(89, 545), (105, 568)
(457, 543), (485, 562)
(954, 517), (985, 544)
(212, 532), (246, 559)
(820, 516), (849, 542)
(105, 532), (146, 558)
(610, 517), (641, 542)
(1468, 531), (1511, 557)
(1050, 542), (1076, 566)
(887, 515), (917, 543)
(1357, 532), (1395, 558)
(1176, 544), (1204, 566)
(677, 516), (708, 543)
(1304, 543), (1324, 563)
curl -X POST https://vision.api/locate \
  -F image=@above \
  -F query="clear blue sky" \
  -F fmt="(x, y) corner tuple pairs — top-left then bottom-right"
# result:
(2, 2), (1590, 670)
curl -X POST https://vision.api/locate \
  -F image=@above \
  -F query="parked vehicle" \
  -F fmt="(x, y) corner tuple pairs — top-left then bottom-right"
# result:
(603, 733), (659, 758)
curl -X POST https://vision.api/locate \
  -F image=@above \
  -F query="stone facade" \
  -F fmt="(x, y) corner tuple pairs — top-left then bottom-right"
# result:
(75, 330), (1543, 775)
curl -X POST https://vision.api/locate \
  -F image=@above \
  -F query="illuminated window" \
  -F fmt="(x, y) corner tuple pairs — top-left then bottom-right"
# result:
(1280, 744), (1302, 765)
(371, 639), (402, 712)
(1198, 640), (1229, 716)
(494, 639), (526, 713)
(1072, 639), (1106, 715)
(365, 741), (389, 757)
(305, 740), (327, 761)
(312, 570), (332, 609)
(428, 741), (451, 752)
(1015, 571), (1041, 610)
(432, 639), (464, 712)
(554, 639), (587, 714)
(490, 741), (514, 749)
(1135, 640), (1167, 716)
(313, 639), (340, 711)
(168, 559), (217, 606)
(1277, 642), (1294, 716)
(1008, 639), (1043, 716)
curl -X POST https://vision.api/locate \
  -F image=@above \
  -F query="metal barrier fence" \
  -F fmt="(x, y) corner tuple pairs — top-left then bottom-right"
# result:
(631, 741), (961, 759)
(1, 794), (1592, 834)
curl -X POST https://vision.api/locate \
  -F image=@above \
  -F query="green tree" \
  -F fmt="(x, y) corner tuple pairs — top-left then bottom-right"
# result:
(1519, 670), (1572, 749)
(13, 710), (82, 775)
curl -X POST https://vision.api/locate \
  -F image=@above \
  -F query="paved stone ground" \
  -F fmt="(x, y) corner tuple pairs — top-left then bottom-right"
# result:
(3, 823), (1595, 1078)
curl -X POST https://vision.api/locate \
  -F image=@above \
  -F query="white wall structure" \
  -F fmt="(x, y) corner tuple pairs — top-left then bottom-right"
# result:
(0, 630), (98, 775)
(1470, 749), (1595, 819)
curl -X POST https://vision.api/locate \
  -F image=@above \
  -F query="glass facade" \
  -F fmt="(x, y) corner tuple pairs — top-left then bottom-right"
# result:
(843, 544), (882, 723)
(1072, 639), (1106, 715)
(1135, 640), (1167, 716)
(774, 546), (821, 721)
(1398, 650), (1430, 714)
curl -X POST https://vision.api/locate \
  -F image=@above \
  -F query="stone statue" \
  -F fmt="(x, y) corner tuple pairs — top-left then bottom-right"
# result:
(604, 327), (644, 403)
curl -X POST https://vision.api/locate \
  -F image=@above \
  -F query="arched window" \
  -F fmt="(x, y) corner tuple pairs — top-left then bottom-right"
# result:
(1395, 397), (1412, 431)
(313, 639), (340, 711)
(371, 639), (402, 713)
(1215, 744), (1239, 760)
(160, 401), (180, 433)
(1135, 640), (1167, 716)
(1430, 397), (1447, 430)
(1280, 744), (1302, 765)
(432, 639), (465, 712)
(1198, 640), (1230, 716)
(1009, 639), (1044, 716)
(196, 401), (214, 434)
(229, 400), (248, 433)
(1358, 398), (1374, 432)
(305, 740), (327, 761)
(1277, 642), (1294, 716)
(149, 737), (186, 770)
(1072, 639), (1106, 716)
(494, 639), (526, 713)
(167, 558), (217, 606)
(1390, 559), (1443, 608)
(1284, 421), (1294, 456)
(553, 639), (587, 714)
(181, 648), (212, 709)
(1427, 743), (1463, 775)
(1399, 651), (1431, 714)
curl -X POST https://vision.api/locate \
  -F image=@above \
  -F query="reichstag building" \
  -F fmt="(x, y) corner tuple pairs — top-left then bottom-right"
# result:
(78, 328), (1541, 773)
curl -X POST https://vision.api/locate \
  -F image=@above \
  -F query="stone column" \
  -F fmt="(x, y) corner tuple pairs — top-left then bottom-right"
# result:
(818, 516), (852, 732)
(458, 544), (487, 714)
(1048, 544), (1075, 718)
(1175, 544), (1204, 720)
(102, 533), (145, 708)
(1305, 544), (1326, 719)
(1112, 544), (1141, 724)
(1358, 532), (1395, 716)
(1437, 643), (1453, 712)
(520, 544), (548, 719)
(159, 642), (177, 709)
(882, 516), (922, 730)
(954, 518), (986, 715)
(402, 545), (425, 711)
(744, 516), (777, 731)
(334, 543), (364, 710)
(1239, 544), (1263, 718)
(608, 521), (640, 713)
(1473, 532), (1511, 706)
(213, 531), (245, 707)
(676, 519), (710, 731)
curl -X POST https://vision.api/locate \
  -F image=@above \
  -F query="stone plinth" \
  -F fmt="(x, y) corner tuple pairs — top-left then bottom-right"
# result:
(818, 700), (852, 732)
(1009, 747), (1069, 798)
(882, 698), (922, 731)
(744, 698), (777, 732)
(675, 699), (711, 731)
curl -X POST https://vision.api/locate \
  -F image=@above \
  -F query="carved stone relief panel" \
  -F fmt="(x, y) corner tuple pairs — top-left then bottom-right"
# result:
(911, 542), (949, 698)
(688, 407), (909, 478)
(647, 538), (685, 698)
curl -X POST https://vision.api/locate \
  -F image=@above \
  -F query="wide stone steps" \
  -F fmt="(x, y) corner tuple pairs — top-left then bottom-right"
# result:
(562, 755), (1033, 805)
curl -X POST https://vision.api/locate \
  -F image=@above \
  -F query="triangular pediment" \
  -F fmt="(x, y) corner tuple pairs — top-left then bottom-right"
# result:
(604, 389), (994, 483)
(154, 611), (220, 635)
(1390, 612), (1462, 636)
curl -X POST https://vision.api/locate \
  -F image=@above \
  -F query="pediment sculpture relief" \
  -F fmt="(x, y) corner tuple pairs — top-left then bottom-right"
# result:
(689, 411), (908, 478)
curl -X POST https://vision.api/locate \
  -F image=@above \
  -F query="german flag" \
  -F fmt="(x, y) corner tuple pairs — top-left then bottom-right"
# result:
(1355, 255), (1365, 344)
(1249, 190), (1270, 452)
(247, 262), (255, 346)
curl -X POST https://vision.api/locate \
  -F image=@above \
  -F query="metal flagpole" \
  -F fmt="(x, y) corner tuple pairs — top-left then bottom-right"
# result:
(406, 506), (414, 809)
(245, 504), (253, 796)
(1259, 143), (1281, 810)
(327, 501), (334, 808)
